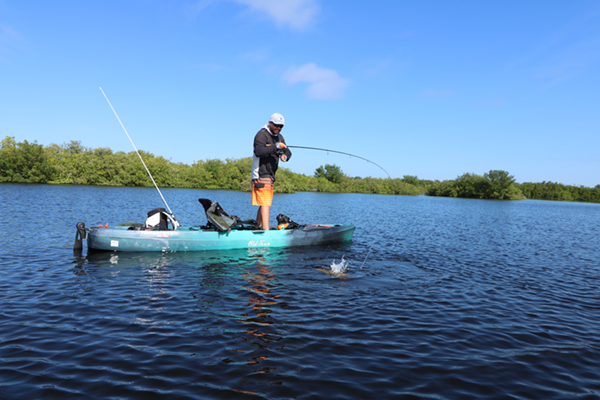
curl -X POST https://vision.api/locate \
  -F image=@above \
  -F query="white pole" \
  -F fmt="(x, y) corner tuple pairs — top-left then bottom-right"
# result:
(99, 87), (179, 227)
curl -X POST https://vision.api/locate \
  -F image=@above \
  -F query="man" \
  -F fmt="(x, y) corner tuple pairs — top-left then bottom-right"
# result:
(251, 113), (292, 230)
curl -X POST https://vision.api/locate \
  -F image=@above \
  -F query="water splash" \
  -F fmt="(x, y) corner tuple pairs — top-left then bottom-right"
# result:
(330, 256), (350, 275)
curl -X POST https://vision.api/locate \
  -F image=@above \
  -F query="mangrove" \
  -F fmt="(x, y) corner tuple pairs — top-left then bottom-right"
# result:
(2, 136), (599, 203)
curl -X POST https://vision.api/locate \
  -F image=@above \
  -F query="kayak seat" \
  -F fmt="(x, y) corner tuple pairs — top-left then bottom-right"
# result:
(276, 214), (303, 230)
(198, 198), (257, 233)
(144, 208), (178, 230)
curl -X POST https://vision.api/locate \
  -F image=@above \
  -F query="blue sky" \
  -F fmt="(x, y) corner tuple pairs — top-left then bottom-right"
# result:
(1, 0), (599, 186)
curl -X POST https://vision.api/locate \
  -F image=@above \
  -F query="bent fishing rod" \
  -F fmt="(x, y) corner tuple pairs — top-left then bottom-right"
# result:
(99, 87), (178, 225)
(288, 145), (391, 269)
(287, 145), (392, 180)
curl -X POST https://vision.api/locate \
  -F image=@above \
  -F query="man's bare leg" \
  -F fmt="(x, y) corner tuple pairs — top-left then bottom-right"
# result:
(256, 206), (270, 230)
(256, 208), (262, 228)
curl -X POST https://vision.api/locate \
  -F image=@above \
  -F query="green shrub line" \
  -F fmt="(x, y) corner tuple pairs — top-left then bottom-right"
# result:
(426, 171), (526, 200)
(2, 136), (599, 203)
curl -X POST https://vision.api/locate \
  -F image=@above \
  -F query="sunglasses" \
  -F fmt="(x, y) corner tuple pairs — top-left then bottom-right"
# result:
(272, 123), (284, 129)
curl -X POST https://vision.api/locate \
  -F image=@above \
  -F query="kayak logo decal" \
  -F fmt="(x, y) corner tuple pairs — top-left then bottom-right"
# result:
(111, 240), (119, 247)
(248, 240), (271, 247)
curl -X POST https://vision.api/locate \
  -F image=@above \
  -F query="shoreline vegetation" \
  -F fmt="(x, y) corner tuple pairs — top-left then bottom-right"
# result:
(2, 136), (600, 204)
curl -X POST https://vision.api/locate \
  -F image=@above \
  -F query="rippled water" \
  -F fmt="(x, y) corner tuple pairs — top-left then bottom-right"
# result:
(1, 183), (599, 399)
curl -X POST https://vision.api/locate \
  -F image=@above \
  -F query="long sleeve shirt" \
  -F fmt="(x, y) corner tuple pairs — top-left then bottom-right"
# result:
(251, 125), (292, 180)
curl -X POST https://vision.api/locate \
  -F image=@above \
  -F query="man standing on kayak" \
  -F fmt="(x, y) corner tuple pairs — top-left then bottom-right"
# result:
(251, 113), (292, 230)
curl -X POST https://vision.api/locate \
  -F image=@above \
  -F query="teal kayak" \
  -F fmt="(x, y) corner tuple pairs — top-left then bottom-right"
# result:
(85, 224), (355, 252)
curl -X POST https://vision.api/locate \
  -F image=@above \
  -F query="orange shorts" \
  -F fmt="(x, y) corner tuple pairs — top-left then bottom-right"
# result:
(252, 178), (274, 206)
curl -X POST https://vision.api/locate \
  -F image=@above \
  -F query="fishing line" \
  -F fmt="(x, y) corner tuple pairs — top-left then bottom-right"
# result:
(99, 87), (178, 224)
(287, 145), (392, 180)
(290, 146), (390, 272)
(292, 145), (388, 273)
(360, 242), (375, 269)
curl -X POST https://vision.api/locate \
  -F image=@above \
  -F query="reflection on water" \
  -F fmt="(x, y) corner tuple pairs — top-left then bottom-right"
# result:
(238, 253), (282, 375)
(73, 247), (292, 393)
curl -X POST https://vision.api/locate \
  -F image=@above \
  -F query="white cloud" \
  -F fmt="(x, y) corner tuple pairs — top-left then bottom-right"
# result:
(283, 63), (349, 100)
(195, 0), (319, 31)
(0, 25), (24, 45)
(235, 0), (319, 31)
(364, 58), (393, 77)
(423, 89), (454, 98)
(506, 7), (600, 88)
(473, 98), (506, 107)
(0, 25), (25, 60)
(238, 48), (269, 63)
(193, 0), (220, 13)
(192, 62), (227, 72)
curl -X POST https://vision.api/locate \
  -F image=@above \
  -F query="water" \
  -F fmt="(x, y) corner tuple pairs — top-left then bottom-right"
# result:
(1, 183), (599, 399)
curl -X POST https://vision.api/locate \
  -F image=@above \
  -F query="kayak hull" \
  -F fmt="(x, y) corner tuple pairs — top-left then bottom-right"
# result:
(87, 224), (355, 252)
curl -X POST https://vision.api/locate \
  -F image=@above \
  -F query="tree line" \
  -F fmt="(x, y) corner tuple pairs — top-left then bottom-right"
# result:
(0, 137), (422, 195)
(425, 170), (526, 200)
(2, 136), (599, 203)
(517, 181), (600, 203)
(423, 171), (600, 203)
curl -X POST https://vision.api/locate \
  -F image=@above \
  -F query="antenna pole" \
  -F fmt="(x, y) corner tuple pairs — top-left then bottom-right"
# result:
(99, 87), (178, 225)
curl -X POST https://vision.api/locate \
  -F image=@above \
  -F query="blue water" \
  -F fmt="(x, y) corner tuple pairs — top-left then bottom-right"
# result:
(1, 183), (599, 399)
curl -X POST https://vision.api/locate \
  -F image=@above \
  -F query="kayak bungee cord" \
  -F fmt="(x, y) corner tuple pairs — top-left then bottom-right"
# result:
(287, 145), (392, 181)
(99, 87), (179, 226)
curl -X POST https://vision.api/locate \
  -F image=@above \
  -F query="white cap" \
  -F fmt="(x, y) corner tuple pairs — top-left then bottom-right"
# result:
(269, 113), (285, 126)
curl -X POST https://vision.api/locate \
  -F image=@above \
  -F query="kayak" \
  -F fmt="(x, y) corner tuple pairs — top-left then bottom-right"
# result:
(83, 223), (355, 252)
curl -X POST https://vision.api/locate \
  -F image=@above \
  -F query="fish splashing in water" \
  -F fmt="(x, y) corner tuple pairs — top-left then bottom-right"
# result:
(329, 256), (350, 275)
(316, 256), (351, 276)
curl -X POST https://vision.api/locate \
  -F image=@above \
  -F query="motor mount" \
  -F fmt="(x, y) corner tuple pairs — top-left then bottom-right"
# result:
(74, 222), (87, 250)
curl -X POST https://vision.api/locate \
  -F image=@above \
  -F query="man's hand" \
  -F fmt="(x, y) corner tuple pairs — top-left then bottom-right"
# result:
(280, 155), (288, 162)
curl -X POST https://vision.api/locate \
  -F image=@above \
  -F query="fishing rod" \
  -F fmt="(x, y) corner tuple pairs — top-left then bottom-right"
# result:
(287, 145), (392, 272)
(99, 87), (179, 225)
(287, 145), (392, 180)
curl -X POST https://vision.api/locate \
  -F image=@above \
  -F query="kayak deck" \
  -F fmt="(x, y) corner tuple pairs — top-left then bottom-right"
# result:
(87, 224), (355, 252)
